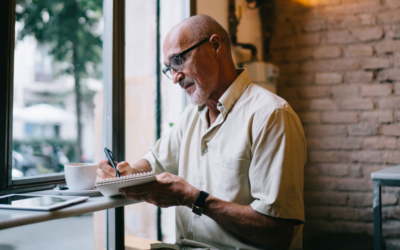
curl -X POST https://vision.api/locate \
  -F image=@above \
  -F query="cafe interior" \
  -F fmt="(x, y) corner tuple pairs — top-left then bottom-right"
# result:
(0, 0), (399, 249)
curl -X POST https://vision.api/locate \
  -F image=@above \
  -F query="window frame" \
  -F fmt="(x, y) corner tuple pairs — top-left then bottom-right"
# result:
(0, 0), (126, 197)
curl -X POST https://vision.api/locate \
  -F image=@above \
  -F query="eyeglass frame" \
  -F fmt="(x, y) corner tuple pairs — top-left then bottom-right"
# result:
(162, 37), (217, 79)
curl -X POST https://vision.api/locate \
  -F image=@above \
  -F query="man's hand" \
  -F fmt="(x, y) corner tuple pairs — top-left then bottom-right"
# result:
(97, 159), (153, 180)
(119, 172), (199, 208)
(96, 160), (134, 180)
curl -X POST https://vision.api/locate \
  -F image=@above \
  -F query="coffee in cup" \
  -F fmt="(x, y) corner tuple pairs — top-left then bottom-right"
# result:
(64, 163), (98, 190)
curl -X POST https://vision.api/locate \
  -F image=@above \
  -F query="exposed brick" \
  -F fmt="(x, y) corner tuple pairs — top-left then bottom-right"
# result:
(297, 112), (320, 123)
(304, 125), (347, 136)
(349, 192), (398, 207)
(323, 0), (381, 15)
(361, 84), (393, 96)
(287, 74), (314, 86)
(386, 0), (400, 8)
(349, 164), (363, 178)
(375, 40), (400, 54)
(331, 85), (359, 97)
(304, 191), (348, 206)
(394, 26), (400, 40)
(377, 69), (400, 82)
(326, 30), (358, 44)
(377, 9), (400, 25)
(362, 165), (388, 178)
(337, 178), (372, 191)
(394, 53), (400, 67)
(278, 63), (300, 74)
(351, 27), (384, 42)
(352, 150), (383, 163)
(348, 123), (378, 136)
(278, 87), (298, 99)
(355, 208), (373, 221)
(360, 14), (376, 25)
(309, 151), (341, 162)
(287, 99), (310, 110)
(302, 58), (360, 72)
(321, 111), (358, 123)
(271, 35), (292, 49)
(397, 111), (400, 122)
(395, 83), (400, 95)
(330, 207), (357, 220)
(383, 221), (400, 238)
(378, 97), (400, 109)
(346, 45), (373, 57)
(310, 99), (337, 110)
(315, 73), (343, 84)
(344, 71), (374, 83)
(326, 15), (360, 30)
(302, 20), (326, 33)
(382, 124), (400, 136)
(386, 239), (400, 250)
(383, 151), (400, 164)
(317, 163), (350, 176)
(320, 137), (362, 149)
(298, 86), (329, 98)
(293, 33), (320, 47)
(363, 137), (397, 149)
(386, 206), (400, 219)
(285, 48), (312, 62)
(306, 137), (321, 149)
(360, 111), (393, 123)
(340, 98), (374, 110)
(362, 58), (390, 70)
(313, 46), (342, 59)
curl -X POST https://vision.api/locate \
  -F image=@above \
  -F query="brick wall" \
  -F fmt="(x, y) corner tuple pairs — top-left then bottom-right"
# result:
(271, 0), (400, 247)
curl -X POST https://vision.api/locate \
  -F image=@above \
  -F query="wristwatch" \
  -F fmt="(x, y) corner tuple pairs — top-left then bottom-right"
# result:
(192, 190), (209, 216)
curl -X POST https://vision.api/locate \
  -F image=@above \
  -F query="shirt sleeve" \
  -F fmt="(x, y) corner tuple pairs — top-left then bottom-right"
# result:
(142, 109), (187, 175)
(249, 107), (306, 224)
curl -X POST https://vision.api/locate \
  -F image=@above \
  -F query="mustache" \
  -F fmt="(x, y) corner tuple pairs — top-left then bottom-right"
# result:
(179, 79), (195, 88)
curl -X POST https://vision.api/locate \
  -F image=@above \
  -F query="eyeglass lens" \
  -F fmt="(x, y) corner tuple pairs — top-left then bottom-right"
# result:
(164, 57), (184, 79)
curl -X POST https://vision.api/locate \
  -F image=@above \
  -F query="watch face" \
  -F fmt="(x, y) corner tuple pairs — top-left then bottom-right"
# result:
(192, 205), (202, 216)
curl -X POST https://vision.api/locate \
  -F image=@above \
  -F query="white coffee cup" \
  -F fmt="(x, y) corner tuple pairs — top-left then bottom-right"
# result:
(64, 163), (98, 190)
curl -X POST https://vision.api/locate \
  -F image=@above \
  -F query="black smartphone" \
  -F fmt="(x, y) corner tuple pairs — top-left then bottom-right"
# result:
(104, 147), (120, 177)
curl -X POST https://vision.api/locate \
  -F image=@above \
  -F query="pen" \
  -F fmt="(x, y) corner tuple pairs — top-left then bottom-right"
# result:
(104, 147), (120, 177)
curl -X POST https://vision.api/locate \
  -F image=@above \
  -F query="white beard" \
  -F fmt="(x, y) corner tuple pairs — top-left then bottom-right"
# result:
(188, 84), (209, 106)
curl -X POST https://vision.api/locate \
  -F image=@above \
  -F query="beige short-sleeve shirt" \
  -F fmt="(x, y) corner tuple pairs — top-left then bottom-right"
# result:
(143, 69), (306, 250)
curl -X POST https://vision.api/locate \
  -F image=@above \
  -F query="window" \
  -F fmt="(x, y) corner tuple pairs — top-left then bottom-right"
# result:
(12, 0), (104, 180)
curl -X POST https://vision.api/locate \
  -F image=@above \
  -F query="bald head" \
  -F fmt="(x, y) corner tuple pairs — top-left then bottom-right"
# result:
(164, 15), (232, 57)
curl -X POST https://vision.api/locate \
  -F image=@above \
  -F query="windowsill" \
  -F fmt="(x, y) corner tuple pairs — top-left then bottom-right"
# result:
(0, 189), (140, 230)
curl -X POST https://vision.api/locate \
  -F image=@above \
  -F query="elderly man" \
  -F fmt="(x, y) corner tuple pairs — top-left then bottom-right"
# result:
(98, 15), (306, 250)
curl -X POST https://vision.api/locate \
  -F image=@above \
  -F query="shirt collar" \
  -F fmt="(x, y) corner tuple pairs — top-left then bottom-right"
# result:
(197, 69), (251, 115)
(217, 69), (251, 115)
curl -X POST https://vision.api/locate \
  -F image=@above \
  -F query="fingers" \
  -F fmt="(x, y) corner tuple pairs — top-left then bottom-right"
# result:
(116, 161), (133, 175)
(97, 160), (117, 178)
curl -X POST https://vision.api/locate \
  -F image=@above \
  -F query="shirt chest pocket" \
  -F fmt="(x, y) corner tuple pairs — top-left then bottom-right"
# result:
(210, 153), (251, 204)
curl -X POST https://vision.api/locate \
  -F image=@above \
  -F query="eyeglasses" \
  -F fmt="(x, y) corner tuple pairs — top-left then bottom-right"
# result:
(162, 38), (210, 79)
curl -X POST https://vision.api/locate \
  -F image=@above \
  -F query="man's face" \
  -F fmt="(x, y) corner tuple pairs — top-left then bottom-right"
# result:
(163, 28), (219, 106)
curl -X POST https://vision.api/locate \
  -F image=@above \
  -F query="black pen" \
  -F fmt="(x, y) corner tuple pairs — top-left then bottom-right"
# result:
(104, 147), (120, 177)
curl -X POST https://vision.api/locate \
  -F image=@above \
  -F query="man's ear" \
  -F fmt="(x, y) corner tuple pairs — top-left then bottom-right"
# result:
(209, 34), (223, 60)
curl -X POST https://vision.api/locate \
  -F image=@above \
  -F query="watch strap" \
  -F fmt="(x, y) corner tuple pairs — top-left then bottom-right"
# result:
(192, 190), (209, 216)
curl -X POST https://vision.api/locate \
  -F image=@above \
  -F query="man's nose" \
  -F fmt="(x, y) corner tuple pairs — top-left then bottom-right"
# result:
(172, 70), (183, 84)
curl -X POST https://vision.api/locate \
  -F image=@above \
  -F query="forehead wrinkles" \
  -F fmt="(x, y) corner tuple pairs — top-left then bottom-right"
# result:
(163, 26), (195, 63)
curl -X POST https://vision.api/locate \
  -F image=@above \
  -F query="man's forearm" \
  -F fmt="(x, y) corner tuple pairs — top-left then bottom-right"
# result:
(185, 194), (294, 250)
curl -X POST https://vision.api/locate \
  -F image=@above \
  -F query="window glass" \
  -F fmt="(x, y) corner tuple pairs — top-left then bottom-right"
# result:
(12, 0), (104, 179)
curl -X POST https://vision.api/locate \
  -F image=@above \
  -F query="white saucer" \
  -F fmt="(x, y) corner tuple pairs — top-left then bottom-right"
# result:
(52, 187), (101, 197)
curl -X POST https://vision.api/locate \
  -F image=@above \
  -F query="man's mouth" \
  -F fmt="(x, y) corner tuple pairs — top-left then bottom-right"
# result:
(183, 82), (194, 90)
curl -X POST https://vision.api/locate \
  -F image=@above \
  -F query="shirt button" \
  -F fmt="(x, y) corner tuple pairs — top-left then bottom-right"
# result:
(204, 147), (208, 153)
(200, 179), (204, 186)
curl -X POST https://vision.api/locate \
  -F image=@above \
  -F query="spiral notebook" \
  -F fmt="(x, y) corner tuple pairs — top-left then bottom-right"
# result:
(95, 171), (156, 197)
